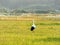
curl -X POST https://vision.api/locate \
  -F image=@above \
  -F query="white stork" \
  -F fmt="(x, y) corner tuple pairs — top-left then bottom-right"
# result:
(31, 19), (36, 31)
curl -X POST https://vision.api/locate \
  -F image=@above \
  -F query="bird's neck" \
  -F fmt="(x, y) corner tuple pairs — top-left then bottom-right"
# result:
(32, 20), (35, 26)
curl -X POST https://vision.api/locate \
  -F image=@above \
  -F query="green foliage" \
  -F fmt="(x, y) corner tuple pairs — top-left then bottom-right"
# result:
(0, 8), (8, 13)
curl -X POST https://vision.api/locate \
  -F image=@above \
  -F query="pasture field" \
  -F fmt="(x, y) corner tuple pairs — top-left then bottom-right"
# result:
(0, 14), (60, 45)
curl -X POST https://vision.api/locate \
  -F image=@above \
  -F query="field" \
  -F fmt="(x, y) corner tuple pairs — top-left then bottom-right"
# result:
(0, 14), (60, 45)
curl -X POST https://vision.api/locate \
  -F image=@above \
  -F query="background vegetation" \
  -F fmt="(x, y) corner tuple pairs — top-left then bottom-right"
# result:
(0, 15), (60, 45)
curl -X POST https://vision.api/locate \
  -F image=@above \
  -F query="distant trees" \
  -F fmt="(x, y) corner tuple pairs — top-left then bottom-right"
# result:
(11, 9), (28, 14)
(0, 8), (8, 13)
(10, 9), (28, 15)
(34, 10), (50, 14)
(0, 8), (59, 16)
(0, 8), (8, 15)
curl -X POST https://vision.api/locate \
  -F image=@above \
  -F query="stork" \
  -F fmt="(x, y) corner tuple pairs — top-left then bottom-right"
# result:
(31, 19), (36, 31)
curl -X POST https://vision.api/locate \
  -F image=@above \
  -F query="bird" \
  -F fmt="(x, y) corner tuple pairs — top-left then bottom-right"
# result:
(31, 19), (36, 31)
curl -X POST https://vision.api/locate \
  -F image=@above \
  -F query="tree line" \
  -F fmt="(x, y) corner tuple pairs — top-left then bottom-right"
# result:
(0, 8), (58, 15)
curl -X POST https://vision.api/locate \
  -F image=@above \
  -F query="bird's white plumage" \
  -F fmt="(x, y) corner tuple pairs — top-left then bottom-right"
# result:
(32, 19), (36, 28)
(32, 24), (36, 28)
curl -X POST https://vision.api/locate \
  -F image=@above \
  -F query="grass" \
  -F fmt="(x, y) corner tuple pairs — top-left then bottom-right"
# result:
(0, 15), (60, 45)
